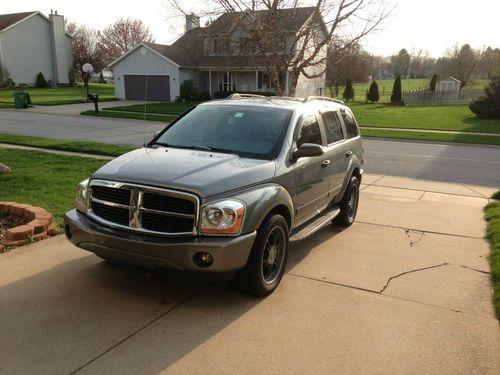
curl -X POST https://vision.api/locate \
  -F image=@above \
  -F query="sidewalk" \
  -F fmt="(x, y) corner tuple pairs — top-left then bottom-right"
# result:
(360, 125), (500, 137)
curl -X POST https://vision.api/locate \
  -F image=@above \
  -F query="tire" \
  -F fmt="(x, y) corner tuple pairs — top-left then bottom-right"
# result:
(237, 214), (289, 296)
(334, 175), (360, 227)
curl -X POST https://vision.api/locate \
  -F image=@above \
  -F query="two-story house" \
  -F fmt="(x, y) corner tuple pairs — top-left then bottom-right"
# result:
(110, 7), (327, 101)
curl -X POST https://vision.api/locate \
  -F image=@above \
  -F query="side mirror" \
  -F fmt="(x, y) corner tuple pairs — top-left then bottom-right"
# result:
(292, 143), (324, 160)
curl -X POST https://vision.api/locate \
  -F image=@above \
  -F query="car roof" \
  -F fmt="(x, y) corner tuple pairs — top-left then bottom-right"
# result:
(199, 96), (348, 112)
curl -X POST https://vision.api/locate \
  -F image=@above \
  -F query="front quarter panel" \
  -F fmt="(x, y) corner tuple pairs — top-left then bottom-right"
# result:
(216, 184), (294, 234)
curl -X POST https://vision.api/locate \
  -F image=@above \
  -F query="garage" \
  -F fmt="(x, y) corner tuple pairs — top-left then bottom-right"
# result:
(124, 75), (170, 101)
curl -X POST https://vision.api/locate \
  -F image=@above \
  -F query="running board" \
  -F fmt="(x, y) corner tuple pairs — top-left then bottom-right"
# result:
(289, 206), (340, 243)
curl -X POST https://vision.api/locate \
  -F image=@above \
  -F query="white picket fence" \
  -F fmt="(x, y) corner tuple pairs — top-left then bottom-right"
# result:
(404, 89), (483, 106)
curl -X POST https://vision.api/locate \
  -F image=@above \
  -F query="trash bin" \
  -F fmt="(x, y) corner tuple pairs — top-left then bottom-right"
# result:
(13, 92), (28, 109)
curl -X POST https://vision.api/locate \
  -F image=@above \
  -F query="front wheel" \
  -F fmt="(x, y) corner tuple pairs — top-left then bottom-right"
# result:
(334, 175), (360, 227)
(237, 214), (289, 296)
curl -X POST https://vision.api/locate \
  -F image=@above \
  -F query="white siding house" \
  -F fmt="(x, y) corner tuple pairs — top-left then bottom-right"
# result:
(0, 11), (72, 85)
(109, 7), (326, 101)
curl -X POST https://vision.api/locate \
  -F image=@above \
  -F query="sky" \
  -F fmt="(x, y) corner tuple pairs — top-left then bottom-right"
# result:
(2, 0), (499, 57)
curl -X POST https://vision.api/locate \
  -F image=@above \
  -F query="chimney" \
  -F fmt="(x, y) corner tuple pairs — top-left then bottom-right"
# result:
(185, 13), (200, 32)
(49, 11), (70, 85)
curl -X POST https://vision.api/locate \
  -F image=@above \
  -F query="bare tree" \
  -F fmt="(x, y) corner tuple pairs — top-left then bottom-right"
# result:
(169, 0), (390, 96)
(98, 18), (155, 65)
(66, 22), (105, 74)
(436, 43), (484, 88)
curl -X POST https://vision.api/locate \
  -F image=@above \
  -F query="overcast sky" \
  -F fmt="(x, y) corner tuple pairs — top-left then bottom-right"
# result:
(3, 0), (499, 57)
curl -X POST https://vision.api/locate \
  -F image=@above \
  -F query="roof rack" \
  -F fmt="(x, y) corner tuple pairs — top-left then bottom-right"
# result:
(305, 96), (344, 104)
(227, 93), (266, 99)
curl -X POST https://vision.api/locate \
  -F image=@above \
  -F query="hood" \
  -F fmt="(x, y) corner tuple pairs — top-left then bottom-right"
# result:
(91, 147), (276, 198)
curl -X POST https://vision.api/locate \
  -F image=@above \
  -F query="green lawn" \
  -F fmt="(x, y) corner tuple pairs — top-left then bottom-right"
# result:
(350, 104), (500, 134)
(0, 148), (107, 228)
(81, 110), (177, 123)
(0, 83), (116, 105)
(485, 196), (500, 318)
(0, 133), (135, 156)
(327, 78), (489, 103)
(104, 102), (198, 115)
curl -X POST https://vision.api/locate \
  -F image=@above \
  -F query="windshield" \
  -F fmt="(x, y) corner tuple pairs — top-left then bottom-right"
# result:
(153, 105), (292, 160)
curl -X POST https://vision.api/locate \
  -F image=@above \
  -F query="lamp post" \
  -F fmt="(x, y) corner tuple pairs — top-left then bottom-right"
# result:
(82, 63), (94, 101)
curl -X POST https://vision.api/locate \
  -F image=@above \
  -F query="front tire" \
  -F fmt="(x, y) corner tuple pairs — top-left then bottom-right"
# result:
(238, 214), (289, 296)
(334, 175), (360, 227)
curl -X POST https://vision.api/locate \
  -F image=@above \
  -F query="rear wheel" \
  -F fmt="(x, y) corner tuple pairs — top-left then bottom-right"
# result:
(237, 214), (289, 296)
(334, 175), (360, 227)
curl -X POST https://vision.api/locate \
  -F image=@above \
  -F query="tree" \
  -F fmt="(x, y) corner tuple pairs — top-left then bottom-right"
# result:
(429, 74), (438, 91)
(469, 77), (500, 118)
(98, 18), (155, 65)
(169, 0), (390, 96)
(367, 80), (379, 103)
(326, 42), (376, 95)
(436, 43), (483, 88)
(66, 22), (105, 75)
(343, 78), (354, 102)
(390, 75), (402, 105)
(36, 72), (48, 87)
(390, 49), (411, 77)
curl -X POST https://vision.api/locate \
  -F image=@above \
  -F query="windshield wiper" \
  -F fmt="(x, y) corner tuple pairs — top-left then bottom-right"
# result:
(154, 143), (236, 154)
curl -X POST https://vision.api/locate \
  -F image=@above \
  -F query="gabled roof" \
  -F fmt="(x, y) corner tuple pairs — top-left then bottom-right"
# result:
(111, 7), (319, 69)
(0, 11), (37, 31)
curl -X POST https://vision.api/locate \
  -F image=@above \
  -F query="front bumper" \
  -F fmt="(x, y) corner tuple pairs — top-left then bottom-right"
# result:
(64, 209), (256, 272)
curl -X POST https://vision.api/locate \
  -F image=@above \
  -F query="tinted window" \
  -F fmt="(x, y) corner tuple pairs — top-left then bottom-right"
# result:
(321, 111), (344, 144)
(341, 110), (359, 139)
(297, 116), (322, 146)
(155, 105), (291, 160)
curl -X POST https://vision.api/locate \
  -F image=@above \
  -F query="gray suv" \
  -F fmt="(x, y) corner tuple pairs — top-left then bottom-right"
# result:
(65, 95), (364, 295)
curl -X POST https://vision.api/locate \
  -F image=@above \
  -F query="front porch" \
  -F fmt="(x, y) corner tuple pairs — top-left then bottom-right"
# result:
(197, 70), (284, 96)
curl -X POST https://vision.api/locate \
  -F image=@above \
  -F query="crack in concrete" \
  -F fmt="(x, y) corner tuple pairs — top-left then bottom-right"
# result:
(379, 263), (449, 294)
(403, 228), (425, 247)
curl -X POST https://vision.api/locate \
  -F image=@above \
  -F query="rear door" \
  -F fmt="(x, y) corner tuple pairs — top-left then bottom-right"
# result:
(293, 114), (331, 226)
(319, 110), (350, 196)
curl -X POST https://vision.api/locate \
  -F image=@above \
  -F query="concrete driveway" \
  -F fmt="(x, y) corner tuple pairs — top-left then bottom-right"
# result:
(0, 174), (498, 374)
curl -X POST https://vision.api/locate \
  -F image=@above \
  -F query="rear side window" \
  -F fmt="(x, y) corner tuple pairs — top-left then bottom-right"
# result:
(297, 116), (322, 146)
(321, 111), (344, 144)
(341, 110), (359, 139)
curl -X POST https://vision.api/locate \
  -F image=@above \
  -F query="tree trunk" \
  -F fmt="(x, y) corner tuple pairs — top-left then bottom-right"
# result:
(288, 69), (300, 97)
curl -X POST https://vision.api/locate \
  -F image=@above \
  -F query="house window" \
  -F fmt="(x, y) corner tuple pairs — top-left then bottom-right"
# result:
(258, 72), (270, 89)
(214, 38), (230, 55)
(220, 72), (236, 91)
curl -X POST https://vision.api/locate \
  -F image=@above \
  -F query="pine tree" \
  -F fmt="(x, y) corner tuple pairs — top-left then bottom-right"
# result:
(35, 72), (48, 88)
(343, 78), (354, 102)
(367, 81), (380, 103)
(390, 75), (402, 105)
(430, 74), (438, 92)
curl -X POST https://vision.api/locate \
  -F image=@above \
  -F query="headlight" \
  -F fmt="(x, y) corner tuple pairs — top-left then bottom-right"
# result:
(200, 200), (245, 235)
(75, 178), (90, 213)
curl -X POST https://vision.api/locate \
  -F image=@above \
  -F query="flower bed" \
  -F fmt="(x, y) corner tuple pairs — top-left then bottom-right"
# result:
(0, 202), (57, 252)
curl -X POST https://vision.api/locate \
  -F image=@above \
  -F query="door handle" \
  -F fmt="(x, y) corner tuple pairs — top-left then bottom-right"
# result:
(345, 150), (353, 157)
(321, 160), (331, 167)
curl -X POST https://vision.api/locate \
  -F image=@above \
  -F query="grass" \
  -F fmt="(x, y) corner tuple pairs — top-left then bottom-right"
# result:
(349, 104), (500, 134)
(360, 128), (500, 146)
(484, 195), (500, 318)
(327, 78), (489, 103)
(104, 102), (198, 115)
(81, 110), (177, 122)
(0, 148), (107, 228)
(0, 103), (13, 109)
(0, 133), (135, 156)
(0, 83), (116, 105)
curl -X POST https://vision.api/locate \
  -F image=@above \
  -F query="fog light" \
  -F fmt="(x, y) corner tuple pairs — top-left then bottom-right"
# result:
(193, 252), (214, 268)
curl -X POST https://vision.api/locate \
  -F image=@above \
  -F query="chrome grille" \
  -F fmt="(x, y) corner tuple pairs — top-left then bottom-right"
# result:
(88, 180), (199, 236)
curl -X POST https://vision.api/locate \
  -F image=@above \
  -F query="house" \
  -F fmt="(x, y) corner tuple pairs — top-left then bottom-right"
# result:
(0, 10), (72, 86)
(110, 8), (327, 101)
(436, 76), (461, 93)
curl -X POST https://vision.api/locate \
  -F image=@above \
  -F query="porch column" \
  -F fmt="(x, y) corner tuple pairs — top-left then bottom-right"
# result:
(209, 70), (212, 96)
(285, 70), (289, 96)
(255, 71), (258, 91)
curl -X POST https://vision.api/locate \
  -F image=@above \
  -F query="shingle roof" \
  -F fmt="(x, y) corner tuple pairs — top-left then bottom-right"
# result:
(0, 11), (37, 31)
(144, 7), (316, 68)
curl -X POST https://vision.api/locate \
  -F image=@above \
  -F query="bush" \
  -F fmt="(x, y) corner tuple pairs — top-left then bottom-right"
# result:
(343, 78), (354, 102)
(469, 77), (500, 119)
(367, 81), (379, 103)
(430, 74), (438, 92)
(35, 72), (48, 88)
(98, 72), (105, 84)
(197, 91), (212, 101)
(390, 75), (403, 105)
(68, 69), (76, 87)
(177, 79), (199, 102)
(0, 78), (16, 89)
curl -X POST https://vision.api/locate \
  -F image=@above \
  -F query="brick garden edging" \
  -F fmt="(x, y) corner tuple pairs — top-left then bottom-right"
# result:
(0, 202), (57, 250)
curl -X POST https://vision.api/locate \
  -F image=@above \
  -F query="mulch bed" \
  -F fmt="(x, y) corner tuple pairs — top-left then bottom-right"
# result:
(0, 211), (28, 252)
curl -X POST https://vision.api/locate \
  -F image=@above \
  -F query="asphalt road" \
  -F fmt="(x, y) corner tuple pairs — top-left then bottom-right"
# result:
(0, 110), (499, 187)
